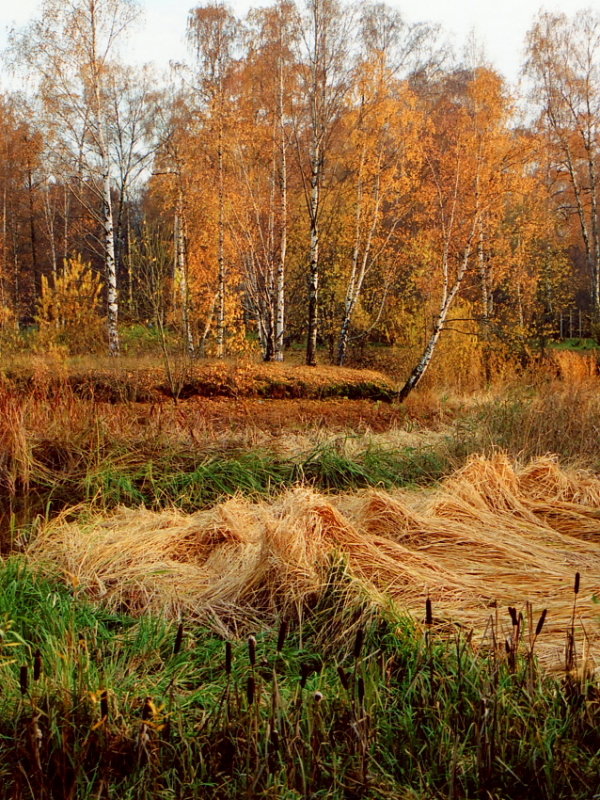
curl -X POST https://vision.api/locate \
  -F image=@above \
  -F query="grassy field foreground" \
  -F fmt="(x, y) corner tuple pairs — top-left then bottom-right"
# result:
(0, 560), (599, 800)
(0, 363), (600, 798)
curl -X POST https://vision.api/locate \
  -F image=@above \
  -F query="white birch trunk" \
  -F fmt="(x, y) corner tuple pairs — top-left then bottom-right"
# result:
(305, 1), (322, 367)
(43, 182), (58, 279)
(274, 39), (287, 363)
(398, 270), (465, 401)
(200, 290), (218, 357)
(175, 188), (195, 356)
(306, 140), (320, 366)
(398, 230), (476, 402)
(560, 135), (598, 316)
(63, 183), (69, 263)
(90, 0), (119, 356)
(478, 220), (493, 382)
(216, 117), (225, 359)
(102, 165), (120, 356)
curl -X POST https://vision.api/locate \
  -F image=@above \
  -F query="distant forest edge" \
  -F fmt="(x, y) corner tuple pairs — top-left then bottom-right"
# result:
(2, 1), (600, 397)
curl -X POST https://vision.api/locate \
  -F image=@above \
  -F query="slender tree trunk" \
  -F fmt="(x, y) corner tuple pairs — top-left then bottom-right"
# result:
(274, 41), (287, 363)
(200, 290), (218, 357)
(338, 145), (365, 367)
(262, 312), (274, 360)
(398, 237), (475, 403)
(398, 279), (461, 402)
(102, 167), (120, 356)
(478, 221), (493, 383)
(12, 224), (20, 317)
(306, 137), (320, 366)
(263, 147), (276, 362)
(90, 0), (119, 356)
(175, 187), (195, 356)
(114, 186), (127, 282)
(126, 208), (134, 315)
(43, 183), (58, 279)
(587, 147), (600, 313)
(305, 1), (323, 368)
(216, 114), (225, 359)
(1, 187), (7, 311)
(63, 183), (69, 264)
(562, 137), (597, 315)
(27, 167), (40, 306)
(337, 301), (354, 367)
(337, 144), (382, 366)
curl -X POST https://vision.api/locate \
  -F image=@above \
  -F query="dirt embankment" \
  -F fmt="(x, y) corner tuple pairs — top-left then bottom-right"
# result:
(1, 361), (397, 403)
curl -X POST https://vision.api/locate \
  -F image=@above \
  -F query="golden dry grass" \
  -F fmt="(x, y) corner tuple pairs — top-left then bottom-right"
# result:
(26, 453), (600, 666)
(552, 349), (599, 382)
(0, 355), (395, 402)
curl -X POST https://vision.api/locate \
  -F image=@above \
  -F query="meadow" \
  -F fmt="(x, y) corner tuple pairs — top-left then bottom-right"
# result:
(0, 351), (599, 799)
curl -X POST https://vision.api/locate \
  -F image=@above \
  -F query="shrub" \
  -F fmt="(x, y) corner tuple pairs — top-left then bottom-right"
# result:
(35, 255), (105, 354)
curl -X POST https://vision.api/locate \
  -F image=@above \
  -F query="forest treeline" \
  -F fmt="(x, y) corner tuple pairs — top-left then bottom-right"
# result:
(1, 0), (599, 394)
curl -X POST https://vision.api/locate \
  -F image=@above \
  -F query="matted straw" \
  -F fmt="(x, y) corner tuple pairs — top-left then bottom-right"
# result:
(26, 453), (600, 667)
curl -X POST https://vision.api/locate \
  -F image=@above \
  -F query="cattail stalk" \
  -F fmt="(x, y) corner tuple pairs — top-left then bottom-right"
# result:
(248, 635), (257, 668)
(300, 662), (311, 689)
(425, 597), (433, 626)
(225, 640), (232, 676)
(19, 665), (28, 696)
(276, 620), (288, 653)
(173, 622), (184, 656)
(33, 650), (42, 681)
(337, 666), (350, 692)
(100, 689), (109, 720)
(535, 609), (547, 638)
(246, 675), (255, 705)
(353, 628), (364, 661)
(357, 676), (365, 705)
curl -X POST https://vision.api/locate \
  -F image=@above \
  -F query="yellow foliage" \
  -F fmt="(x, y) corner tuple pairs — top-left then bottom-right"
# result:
(36, 255), (105, 354)
(0, 305), (15, 329)
(0, 304), (23, 354)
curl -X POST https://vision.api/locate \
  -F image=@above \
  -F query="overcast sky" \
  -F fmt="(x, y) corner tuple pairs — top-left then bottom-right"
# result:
(0, 0), (593, 91)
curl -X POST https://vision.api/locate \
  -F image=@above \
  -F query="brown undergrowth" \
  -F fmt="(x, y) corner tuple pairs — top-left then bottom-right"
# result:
(1, 357), (396, 402)
(26, 453), (600, 668)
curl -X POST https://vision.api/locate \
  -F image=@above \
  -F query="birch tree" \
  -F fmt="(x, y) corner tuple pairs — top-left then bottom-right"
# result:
(234, 0), (298, 361)
(298, 0), (352, 365)
(187, 2), (238, 359)
(525, 11), (600, 316)
(398, 68), (514, 401)
(336, 2), (440, 365)
(107, 64), (159, 298)
(13, 0), (140, 355)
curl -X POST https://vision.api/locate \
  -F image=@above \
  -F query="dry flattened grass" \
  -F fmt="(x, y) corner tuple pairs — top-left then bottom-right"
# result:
(26, 453), (600, 664)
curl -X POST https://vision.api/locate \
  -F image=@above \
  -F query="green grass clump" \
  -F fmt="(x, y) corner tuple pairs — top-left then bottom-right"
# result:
(299, 442), (448, 490)
(549, 338), (599, 352)
(0, 558), (598, 799)
(84, 442), (449, 511)
(3, 441), (451, 526)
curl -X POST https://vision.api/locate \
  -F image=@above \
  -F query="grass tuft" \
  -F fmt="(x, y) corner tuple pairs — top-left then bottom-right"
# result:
(0, 559), (598, 799)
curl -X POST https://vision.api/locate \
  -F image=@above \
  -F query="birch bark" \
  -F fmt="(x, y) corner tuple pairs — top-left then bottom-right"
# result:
(274, 34), (288, 362)
(174, 187), (195, 356)
(398, 229), (476, 402)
